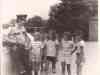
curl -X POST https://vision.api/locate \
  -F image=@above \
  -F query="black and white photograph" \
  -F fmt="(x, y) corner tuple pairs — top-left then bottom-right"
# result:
(1, 0), (99, 75)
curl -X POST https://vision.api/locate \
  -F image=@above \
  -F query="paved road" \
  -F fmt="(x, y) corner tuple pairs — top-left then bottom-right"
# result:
(1, 42), (100, 75)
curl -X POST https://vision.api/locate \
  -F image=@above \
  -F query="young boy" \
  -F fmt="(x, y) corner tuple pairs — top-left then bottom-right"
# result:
(71, 33), (85, 75)
(45, 32), (59, 74)
(30, 32), (44, 75)
(60, 32), (74, 75)
(40, 32), (48, 72)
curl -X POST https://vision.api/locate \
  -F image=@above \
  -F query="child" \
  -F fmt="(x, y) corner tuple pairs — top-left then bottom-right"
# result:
(60, 32), (74, 75)
(40, 32), (48, 72)
(45, 32), (59, 74)
(30, 32), (44, 75)
(71, 33), (85, 75)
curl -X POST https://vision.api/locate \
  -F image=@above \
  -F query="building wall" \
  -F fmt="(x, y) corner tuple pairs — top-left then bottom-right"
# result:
(85, 0), (98, 41)
(89, 16), (98, 41)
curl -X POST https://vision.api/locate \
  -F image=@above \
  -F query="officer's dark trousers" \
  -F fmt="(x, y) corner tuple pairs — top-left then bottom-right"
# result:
(10, 44), (32, 75)
(17, 44), (32, 75)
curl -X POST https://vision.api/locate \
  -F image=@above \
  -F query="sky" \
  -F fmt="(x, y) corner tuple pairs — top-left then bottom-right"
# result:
(1, 0), (61, 23)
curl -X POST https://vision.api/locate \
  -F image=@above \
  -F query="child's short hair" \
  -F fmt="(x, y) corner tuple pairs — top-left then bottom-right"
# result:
(34, 32), (40, 36)
(73, 30), (83, 39)
(63, 32), (72, 40)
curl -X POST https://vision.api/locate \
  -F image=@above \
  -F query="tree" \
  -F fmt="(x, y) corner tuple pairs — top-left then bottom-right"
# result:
(25, 16), (47, 32)
(27, 16), (43, 27)
(48, 0), (95, 33)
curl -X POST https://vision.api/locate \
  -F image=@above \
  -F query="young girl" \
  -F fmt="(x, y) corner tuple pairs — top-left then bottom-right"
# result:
(71, 33), (85, 75)
(30, 32), (44, 75)
(60, 32), (74, 75)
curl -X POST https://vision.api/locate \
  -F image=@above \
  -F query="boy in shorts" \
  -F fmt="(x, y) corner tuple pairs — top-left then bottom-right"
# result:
(45, 31), (59, 74)
(40, 32), (48, 72)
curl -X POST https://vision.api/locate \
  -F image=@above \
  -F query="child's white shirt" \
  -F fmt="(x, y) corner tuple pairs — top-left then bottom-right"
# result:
(75, 40), (85, 53)
(46, 40), (59, 57)
(31, 41), (43, 56)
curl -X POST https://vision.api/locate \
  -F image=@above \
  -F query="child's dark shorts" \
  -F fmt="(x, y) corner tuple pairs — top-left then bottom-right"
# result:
(46, 56), (57, 63)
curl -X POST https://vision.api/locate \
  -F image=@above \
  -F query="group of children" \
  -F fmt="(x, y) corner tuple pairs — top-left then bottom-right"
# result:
(28, 30), (85, 75)
(3, 15), (85, 75)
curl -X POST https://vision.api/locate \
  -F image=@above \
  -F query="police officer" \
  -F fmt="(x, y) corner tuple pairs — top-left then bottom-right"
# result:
(9, 14), (32, 75)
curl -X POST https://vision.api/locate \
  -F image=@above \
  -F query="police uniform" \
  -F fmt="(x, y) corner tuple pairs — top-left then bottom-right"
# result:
(9, 15), (32, 75)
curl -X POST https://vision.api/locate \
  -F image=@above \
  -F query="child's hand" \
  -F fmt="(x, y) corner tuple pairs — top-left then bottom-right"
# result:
(70, 52), (73, 55)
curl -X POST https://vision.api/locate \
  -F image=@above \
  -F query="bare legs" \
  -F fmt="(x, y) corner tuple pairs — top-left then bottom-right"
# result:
(77, 64), (82, 75)
(61, 61), (71, 75)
